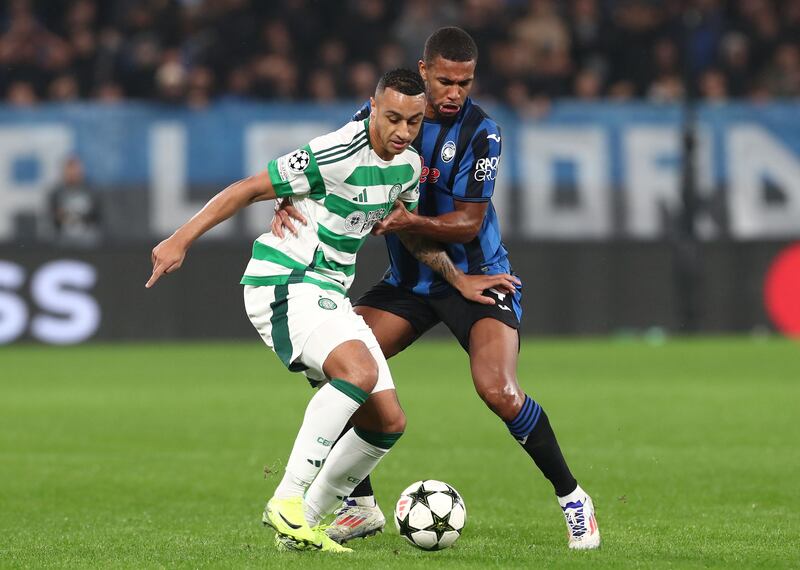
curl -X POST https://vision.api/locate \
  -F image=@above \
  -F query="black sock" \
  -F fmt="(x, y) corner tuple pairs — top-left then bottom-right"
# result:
(348, 473), (374, 498)
(334, 422), (374, 498)
(506, 395), (578, 497)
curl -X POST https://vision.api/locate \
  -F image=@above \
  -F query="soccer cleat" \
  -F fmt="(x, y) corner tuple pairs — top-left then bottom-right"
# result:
(325, 497), (386, 544)
(262, 496), (318, 550)
(274, 526), (353, 553)
(559, 486), (600, 550)
(312, 525), (353, 552)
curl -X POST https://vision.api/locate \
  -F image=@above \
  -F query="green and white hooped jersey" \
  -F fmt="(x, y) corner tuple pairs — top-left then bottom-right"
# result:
(241, 119), (421, 294)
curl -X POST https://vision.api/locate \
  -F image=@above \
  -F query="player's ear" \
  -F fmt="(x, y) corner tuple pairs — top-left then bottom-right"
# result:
(418, 59), (427, 80)
(369, 96), (377, 117)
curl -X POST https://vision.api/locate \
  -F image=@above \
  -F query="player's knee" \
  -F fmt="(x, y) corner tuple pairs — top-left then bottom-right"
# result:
(385, 409), (406, 434)
(324, 340), (379, 392)
(476, 380), (524, 421)
(343, 354), (379, 393)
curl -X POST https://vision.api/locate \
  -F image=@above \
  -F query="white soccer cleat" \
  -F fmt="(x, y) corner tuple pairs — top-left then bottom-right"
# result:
(559, 486), (600, 550)
(325, 497), (386, 544)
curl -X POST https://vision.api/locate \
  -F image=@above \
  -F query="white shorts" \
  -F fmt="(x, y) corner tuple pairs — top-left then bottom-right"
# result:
(243, 283), (394, 393)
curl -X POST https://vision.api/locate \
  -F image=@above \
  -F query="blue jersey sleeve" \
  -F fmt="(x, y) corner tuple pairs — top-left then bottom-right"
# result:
(352, 101), (371, 121)
(452, 121), (502, 202)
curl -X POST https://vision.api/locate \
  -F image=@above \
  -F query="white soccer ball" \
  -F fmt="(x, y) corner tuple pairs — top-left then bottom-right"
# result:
(394, 480), (467, 550)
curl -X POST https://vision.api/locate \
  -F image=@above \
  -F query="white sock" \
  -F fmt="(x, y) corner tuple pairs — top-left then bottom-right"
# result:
(558, 484), (586, 507)
(303, 429), (393, 526)
(273, 380), (367, 499)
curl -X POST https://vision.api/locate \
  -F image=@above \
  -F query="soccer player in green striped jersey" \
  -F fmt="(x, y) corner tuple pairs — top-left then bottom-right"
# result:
(145, 69), (517, 553)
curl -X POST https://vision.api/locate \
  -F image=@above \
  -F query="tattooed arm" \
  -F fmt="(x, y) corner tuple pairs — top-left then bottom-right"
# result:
(396, 231), (519, 305)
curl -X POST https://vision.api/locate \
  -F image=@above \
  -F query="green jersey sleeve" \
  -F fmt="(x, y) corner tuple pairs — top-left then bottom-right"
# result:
(267, 144), (325, 198)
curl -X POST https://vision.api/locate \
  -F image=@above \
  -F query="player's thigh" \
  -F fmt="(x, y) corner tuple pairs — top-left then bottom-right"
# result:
(350, 388), (406, 434)
(354, 305), (417, 358)
(468, 318), (525, 420)
(468, 317), (520, 385)
(430, 287), (525, 417)
(245, 283), (380, 390)
(354, 282), (439, 358)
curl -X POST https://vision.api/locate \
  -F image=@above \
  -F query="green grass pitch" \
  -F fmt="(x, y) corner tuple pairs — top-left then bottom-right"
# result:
(1, 338), (798, 569)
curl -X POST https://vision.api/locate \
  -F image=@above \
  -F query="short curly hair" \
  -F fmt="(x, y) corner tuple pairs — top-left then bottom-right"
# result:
(376, 68), (425, 96)
(423, 27), (478, 64)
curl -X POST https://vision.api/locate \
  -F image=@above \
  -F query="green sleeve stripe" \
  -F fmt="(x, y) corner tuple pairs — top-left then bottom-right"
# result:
(324, 193), (382, 217)
(330, 379), (368, 405)
(353, 427), (403, 449)
(313, 249), (356, 276)
(317, 223), (368, 254)
(269, 284), (293, 367)
(268, 159), (294, 197)
(403, 200), (418, 211)
(240, 274), (346, 295)
(251, 242), (307, 271)
(316, 139), (370, 166)
(302, 144), (326, 200)
(343, 164), (415, 187)
(314, 131), (367, 161)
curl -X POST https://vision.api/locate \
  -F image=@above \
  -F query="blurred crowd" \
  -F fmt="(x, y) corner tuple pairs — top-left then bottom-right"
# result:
(1, 0), (799, 110)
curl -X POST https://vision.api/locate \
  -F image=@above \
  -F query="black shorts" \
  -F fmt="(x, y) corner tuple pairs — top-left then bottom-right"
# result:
(354, 281), (522, 352)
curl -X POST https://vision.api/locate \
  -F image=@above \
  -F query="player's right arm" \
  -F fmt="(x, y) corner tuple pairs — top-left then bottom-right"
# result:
(146, 170), (276, 288)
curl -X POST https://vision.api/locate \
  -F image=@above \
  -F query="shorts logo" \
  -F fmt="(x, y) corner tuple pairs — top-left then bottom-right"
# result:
(318, 297), (337, 310)
(287, 149), (310, 173)
(388, 183), (402, 204)
(344, 210), (366, 231)
(441, 140), (456, 163)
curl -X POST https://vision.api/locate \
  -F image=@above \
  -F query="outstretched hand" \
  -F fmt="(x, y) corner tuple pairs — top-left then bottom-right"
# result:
(271, 200), (307, 238)
(453, 273), (520, 305)
(145, 236), (188, 288)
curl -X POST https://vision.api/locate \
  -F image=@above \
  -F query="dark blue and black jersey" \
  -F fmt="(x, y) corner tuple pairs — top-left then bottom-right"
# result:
(353, 97), (512, 297)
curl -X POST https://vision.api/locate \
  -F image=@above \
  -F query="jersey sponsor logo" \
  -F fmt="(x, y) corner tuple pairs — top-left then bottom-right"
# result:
(287, 149), (310, 173)
(487, 133), (501, 143)
(345, 208), (387, 232)
(344, 210), (366, 231)
(318, 297), (338, 310)
(474, 156), (500, 181)
(441, 140), (456, 162)
(363, 208), (386, 230)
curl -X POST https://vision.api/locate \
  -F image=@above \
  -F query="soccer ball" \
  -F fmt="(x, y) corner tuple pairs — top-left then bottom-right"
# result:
(394, 480), (466, 550)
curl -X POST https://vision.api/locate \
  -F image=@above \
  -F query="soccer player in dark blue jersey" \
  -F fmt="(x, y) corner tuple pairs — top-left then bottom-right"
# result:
(273, 27), (600, 550)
